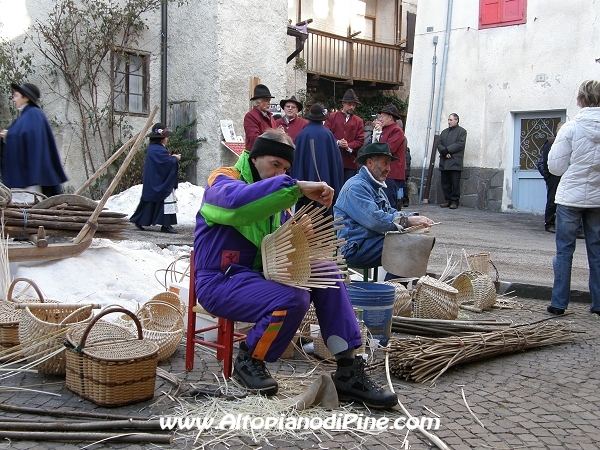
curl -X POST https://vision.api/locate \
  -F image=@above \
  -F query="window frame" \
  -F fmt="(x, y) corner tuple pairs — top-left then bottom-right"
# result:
(112, 49), (150, 116)
(479, 0), (527, 30)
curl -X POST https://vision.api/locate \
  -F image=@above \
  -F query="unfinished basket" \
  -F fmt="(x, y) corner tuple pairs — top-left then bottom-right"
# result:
(313, 325), (368, 360)
(413, 276), (459, 320)
(382, 279), (413, 318)
(452, 271), (497, 313)
(0, 278), (54, 350)
(299, 304), (317, 337)
(64, 306), (158, 407)
(261, 204), (347, 290)
(463, 252), (491, 275)
(19, 303), (94, 375)
(136, 300), (184, 361)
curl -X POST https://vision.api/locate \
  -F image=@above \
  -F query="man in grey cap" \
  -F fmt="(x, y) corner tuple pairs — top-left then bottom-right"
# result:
(334, 142), (434, 274)
(244, 84), (277, 151)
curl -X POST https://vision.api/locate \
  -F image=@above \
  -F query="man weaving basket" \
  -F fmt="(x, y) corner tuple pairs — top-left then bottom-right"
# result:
(193, 129), (397, 408)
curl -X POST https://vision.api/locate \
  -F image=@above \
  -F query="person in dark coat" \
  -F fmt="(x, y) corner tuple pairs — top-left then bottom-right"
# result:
(0, 83), (67, 197)
(244, 84), (277, 151)
(437, 113), (467, 209)
(130, 123), (180, 233)
(291, 104), (344, 215)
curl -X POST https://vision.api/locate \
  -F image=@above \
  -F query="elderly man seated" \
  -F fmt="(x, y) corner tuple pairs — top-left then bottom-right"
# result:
(334, 142), (434, 278)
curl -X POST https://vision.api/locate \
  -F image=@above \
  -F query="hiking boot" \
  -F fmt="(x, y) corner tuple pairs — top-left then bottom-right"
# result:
(333, 356), (398, 409)
(233, 342), (278, 396)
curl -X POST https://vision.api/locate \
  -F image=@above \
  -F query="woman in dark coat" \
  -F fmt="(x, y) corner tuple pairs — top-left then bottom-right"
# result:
(0, 82), (68, 197)
(130, 123), (180, 233)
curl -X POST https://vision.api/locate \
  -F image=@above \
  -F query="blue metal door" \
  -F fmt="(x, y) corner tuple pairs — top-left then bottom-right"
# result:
(512, 112), (565, 212)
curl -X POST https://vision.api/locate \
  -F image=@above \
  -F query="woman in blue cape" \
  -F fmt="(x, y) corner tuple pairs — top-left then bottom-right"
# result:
(130, 123), (180, 233)
(1, 83), (68, 196)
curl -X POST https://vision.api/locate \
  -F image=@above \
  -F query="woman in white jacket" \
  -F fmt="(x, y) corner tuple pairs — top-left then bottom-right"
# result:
(547, 80), (600, 315)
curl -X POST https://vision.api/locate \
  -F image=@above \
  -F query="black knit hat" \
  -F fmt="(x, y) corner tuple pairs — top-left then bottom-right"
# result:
(304, 103), (327, 121)
(249, 136), (295, 165)
(11, 82), (40, 107)
(250, 84), (275, 101)
(341, 89), (360, 103)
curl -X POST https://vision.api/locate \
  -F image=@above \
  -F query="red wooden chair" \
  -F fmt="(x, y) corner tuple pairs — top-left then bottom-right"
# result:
(185, 251), (245, 378)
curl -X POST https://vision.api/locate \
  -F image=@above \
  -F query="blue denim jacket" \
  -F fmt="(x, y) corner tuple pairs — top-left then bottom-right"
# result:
(334, 166), (407, 256)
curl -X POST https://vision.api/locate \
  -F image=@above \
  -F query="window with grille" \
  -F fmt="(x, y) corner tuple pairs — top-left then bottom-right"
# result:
(480, 0), (526, 29)
(113, 50), (149, 115)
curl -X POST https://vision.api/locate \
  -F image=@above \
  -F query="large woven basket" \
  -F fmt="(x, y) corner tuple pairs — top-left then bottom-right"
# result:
(136, 300), (184, 361)
(313, 326), (367, 360)
(64, 307), (158, 407)
(0, 278), (55, 350)
(382, 279), (413, 318)
(19, 303), (94, 375)
(452, 271), (497, 313)
(412, 276), (459, 320)
(150, 291), (185, 316)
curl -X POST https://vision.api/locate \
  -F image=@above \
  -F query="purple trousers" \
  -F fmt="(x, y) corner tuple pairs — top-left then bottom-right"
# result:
(195, 264), (362, 362)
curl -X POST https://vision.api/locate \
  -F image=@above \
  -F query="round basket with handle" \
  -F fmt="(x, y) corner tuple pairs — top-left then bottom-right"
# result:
(412, 276), (459, 320)
(150, 291), (185, 316)
(19, 302), (95, 375)
(451, 271), (497, 313)
(136, 300), (184, 361)
(0, 278), (55, 351)
(64, 306), (158, 407)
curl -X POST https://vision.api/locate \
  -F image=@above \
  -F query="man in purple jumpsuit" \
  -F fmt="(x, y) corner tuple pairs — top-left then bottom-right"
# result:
(193, 129), (397, 408)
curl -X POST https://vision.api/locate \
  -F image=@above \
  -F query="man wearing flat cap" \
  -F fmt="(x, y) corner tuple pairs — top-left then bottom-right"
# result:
(244, 84), (277, 151)
(275, 95), (307, 142)
(324, 89), (365, 182)
(374, 104), (407, 209)
(334, 142), (434, 274)
(1, 82), (67, 197)
(194, 129), (398, 408)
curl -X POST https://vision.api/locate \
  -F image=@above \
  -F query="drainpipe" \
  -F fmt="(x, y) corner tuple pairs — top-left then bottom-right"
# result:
(421, 0), (454, 202)
(419, 36), (438, 203)
(161, 1), (168, 124)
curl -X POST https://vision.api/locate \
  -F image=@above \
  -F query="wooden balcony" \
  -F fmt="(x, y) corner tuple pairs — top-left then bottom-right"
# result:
(300, 29), (404, 87)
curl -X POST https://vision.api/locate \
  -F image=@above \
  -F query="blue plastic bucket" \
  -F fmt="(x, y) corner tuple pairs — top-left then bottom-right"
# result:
(347, 282), (395, 346)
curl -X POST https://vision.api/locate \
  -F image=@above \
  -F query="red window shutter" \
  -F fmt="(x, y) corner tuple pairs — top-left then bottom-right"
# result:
(480, 0), (501, 26)
(503, 0), (525, 22)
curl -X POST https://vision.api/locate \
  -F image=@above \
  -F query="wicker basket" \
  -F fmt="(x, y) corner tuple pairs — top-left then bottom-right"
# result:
(19, 303), (94, 375)
(136, 300), (184, 361)
(64, 307), (158, 407)
(0, 278), (54, 350)
(313, 326), (368, 360)
(412, 276), (459, 320)
(452, 271), (497, 313)
(150, 291), (185, 316)
(462, 252), (491, 275)
(382, 279), (413, 318)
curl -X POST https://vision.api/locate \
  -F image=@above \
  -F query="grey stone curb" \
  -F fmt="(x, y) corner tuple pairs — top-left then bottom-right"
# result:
(498, 280), (591, 303)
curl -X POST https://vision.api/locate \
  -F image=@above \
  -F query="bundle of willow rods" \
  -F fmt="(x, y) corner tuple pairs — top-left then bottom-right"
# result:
(386, 320), (575, 383)
(391, 316), (512, 337)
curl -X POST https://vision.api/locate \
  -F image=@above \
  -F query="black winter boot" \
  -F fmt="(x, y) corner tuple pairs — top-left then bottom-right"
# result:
(333, 356), (398, 409)
(233, 341), (278, 396)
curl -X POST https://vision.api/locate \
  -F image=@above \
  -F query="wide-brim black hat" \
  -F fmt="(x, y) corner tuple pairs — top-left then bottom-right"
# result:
(379, 104), (401, 120)
(250, 84), (275, 101)
(279, 95), (303, 110)
(304, 103), (327, 121)
(341, 88), (360, 104)
(147, 123), (174, 138)
(355, 142), (398, 165)
(11, 82), (40, 107)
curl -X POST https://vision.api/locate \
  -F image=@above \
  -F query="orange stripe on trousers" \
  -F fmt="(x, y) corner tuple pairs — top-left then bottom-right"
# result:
(252, 310), (287, 360)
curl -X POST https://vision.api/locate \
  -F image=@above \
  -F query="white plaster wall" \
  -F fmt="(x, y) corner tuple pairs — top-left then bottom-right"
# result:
(405, 0), (600, 209)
